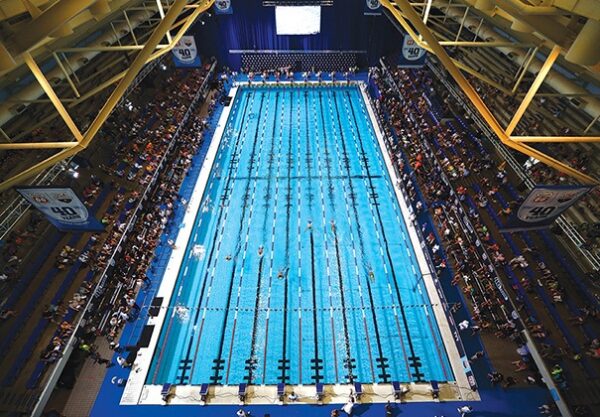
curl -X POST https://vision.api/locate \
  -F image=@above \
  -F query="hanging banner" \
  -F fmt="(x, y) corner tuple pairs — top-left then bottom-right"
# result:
(397, 34), (427, 67)
(16, 187), (105, 233)
(364, 0), (382, 15)
(172, 35), (201, 67)
(501, 184), (592, 232)
(214, 0), (233, 14)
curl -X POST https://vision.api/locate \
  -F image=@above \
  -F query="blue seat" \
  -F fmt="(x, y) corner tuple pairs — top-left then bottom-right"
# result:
(238, 383), (247, 401)
(161, 383), (172, 402)
(431, 380), (439, 399)
(199, 383), (209, 402)
(354, 382), (363, 400)
(316, 383), (324, 402)
(277, 383), (285, 402)
(392, 381), (402, 400)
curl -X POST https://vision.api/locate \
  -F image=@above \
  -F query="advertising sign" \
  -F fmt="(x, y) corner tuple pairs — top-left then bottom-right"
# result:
(397, 34), (427, 67)
(501, 184), (592, 232)
(172, 35), (201, 67)
(16, 187), (105, 232)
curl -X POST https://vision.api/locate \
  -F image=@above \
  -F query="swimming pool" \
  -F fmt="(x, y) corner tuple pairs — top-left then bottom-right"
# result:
(146, 84), (453, 388)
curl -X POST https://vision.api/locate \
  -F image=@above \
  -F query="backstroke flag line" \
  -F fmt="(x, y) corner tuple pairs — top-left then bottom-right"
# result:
(16, 186), (105, 232)
(501, 184), (592, 232)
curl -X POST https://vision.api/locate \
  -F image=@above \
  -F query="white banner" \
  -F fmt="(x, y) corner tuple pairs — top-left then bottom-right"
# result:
(502, 185), (592, 232)
(172, 35), (201, 67)
(16, 187), (104, 232)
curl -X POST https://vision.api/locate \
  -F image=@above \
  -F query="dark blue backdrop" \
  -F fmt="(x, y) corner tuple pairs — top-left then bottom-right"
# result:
(192, 0), (400, 68)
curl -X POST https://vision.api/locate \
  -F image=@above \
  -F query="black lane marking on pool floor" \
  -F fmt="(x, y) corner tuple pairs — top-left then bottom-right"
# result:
(344, 89), (424, 383)
(174, 91), (253, 385)
(309, 221), (323, 383)
(330, 89), (389, 383)
(211, 92), (267, 385)
(279, 90), (294, 385)
(331, 228), (355, 383)
(245, 255), (265, 383)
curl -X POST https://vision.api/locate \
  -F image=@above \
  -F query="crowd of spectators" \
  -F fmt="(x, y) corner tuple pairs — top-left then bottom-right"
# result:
(445, 67), (600, 243)
(25, 61), (219, 381)
(370, 62), (600, 416)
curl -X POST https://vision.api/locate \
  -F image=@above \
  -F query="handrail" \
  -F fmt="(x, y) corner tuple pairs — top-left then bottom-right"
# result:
(425, 59), (600, 272)
(29, 60), (216, 417)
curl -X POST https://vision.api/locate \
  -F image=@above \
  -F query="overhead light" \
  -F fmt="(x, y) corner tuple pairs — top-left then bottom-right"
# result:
(160, 63), (167, 71)
(200, 20), (205, 25)
(206, 12), (212, 17)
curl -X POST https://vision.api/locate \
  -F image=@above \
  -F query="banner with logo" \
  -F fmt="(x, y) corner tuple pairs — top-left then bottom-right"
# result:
(501, 184), (592, 232)
(214, 0), (233, 14)
(16, 187), (105, 232)
(172, 35), (201, 67)
(397, 34), (427, 67)
(364, 0), (382, 15)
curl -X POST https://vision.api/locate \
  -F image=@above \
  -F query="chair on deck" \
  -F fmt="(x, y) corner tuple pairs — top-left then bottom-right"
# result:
(316, 383), (324, 403)
(431, 380), (439, 400)
(199, 383), (209, 403)
(161, 383), (172, 403)
(238, 383), (247, 403)
(277, 383), (286, 403)
(353, 382), (363, 401)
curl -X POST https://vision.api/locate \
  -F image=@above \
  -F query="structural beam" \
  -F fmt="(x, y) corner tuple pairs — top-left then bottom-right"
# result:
(58, 45), (170, 52)
(505, 45), (561, 136)
(510, 136), (600, 143)
(23, 52), (83, 142)
(0, 142), (78, 150)
(438, 41), (534, 47)
(52, 52), (80, 98)
(79, 0), (191, 148)
(381, 0), (598, 186)
(512, 46), (538, 93)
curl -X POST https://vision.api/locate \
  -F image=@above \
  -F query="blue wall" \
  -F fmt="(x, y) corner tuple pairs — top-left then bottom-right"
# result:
(192, 0), (400, 68)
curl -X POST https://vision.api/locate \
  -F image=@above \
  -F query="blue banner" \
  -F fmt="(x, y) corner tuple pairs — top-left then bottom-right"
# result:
(172, 35), (201, 67)
(397, 34), (427, 67)
(364, 0), (382, 15)
(16, 187), (105, 233)
(214, 0), (233, 14)
(501, 184), (592, 232)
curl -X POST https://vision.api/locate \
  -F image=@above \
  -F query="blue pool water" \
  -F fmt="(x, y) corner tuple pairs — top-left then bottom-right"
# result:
(148, 84), (452, 387)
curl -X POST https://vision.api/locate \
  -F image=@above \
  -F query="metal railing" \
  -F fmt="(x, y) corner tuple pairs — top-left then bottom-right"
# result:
(29, 60), (215, 417)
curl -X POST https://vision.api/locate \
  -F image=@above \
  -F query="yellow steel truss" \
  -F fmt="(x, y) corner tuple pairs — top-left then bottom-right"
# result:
(0, 0), (214, 192)
(380, 0), (600, 185)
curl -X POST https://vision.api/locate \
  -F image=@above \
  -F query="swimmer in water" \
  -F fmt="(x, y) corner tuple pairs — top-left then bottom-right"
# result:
(258, 245), (264, 257)
(277, 267), (288, 279)
(330, 220), (336, 232)
(307, 220), (313, 230)
(368, 271), (375, 281)
(225, 254), (232, 261)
